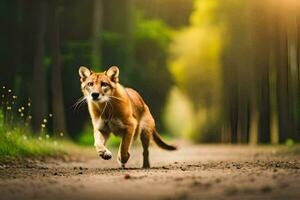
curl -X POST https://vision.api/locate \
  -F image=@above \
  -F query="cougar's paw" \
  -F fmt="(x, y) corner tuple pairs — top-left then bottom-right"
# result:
(142, 163), (150, 169)
(98, 150), (112, 160)
(117, 152), (130, 168)
(117, 159), (126, 168)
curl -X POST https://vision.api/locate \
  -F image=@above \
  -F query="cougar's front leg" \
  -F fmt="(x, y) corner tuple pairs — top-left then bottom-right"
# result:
(118, 123), (136, 168)
(93, 120), (112, 160)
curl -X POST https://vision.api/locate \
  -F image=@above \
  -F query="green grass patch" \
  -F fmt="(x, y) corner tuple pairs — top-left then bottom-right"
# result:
(0, 90), (67, 160)
(0, 126), (66, 160)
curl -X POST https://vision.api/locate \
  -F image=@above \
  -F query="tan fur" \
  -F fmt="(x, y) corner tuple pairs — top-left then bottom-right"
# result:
(79, 66), (176, 168)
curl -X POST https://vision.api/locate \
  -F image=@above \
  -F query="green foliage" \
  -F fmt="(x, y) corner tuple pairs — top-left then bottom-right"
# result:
(285, 139), (295, 147)
(75, 123), (94, 146)
(0, 86), (65, 158)
(133, 15), (173, 130)
(0, 111), (65, 159)
(101, 30), (134, 84)
(102, 32), (121, 42)
(0, 109), (4, 129)
(166, 0), (222, 142)
(192, 113), (221, 143)
(0, 129), (62, 158)
(168, 0), (222, 107)
(166, 0), (300, 144)
(134, 15), (170, 49)
(164, 86), (221, 142)
(163, 87), (195, 138)
(76, 132), (93, 146)
(134, 0), (193, 28)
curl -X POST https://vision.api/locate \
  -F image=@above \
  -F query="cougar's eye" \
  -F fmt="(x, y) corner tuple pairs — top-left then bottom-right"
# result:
(101, 81), (109, 87)
(87, 82), (93, 87)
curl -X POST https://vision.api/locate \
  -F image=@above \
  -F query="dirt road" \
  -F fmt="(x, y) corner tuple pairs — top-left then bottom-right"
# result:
(0, 141), (300, 200)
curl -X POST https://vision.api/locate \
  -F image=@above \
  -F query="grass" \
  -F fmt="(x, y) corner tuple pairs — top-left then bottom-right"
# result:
(0, 86), (68, 161)
(0, 126), (66, 160)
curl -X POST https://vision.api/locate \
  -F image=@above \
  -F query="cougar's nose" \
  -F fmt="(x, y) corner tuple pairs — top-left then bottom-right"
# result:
(91, 92), (99, 100)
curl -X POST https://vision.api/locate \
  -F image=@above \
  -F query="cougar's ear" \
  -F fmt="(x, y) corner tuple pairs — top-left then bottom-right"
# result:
(79, 66), (92, 81)
(105, 66), (119, 83)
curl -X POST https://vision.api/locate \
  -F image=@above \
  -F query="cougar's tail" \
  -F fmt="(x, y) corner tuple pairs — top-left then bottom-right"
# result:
(152, 129), (177, 151)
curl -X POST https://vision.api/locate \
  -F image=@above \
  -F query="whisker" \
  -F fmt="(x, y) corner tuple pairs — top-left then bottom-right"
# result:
(73, 100), (81, 110)
(73, 96), (85, 106)
(77, 98), (86, 110)
(72, 96), (86, 111)
(76, 97), (86, 109)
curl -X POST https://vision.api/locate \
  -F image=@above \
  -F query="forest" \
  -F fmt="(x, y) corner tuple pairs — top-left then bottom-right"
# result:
(0, 0), (299, 145)
(1, 1), (300, 200)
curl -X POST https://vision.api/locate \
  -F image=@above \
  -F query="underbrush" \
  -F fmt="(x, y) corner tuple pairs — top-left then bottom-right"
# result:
(0, 86), (66, 160)
(0, 126), (65, 159)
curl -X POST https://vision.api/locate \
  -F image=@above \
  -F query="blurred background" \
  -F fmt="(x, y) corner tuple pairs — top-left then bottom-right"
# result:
(0, 0), (299, 145)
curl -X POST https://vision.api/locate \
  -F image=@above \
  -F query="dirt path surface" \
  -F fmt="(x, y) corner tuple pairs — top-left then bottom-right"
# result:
(1, 141), (300, 200)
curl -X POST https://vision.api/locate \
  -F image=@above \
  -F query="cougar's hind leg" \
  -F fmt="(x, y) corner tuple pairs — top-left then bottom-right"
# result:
(140, 130), (150, 168)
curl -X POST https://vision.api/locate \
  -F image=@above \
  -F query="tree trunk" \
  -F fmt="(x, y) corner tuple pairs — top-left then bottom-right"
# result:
(124, 0), (134, 84)
(91, 0), (103, 70)
(13, 0), (24, 99)
(51, 3), (67, 137)
(297, 8), (300, 141)
(32, 0), (48, 132)
(258, 65), (271, 143)
(275, 8), (291, 143)
(252, 1), (271, 143)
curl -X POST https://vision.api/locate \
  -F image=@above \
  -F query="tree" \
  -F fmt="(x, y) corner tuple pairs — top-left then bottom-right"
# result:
(32, 0), (48, 132)
(91, 0), (103, 69)
(51, 1), (66, 137)
(167, 0), (300, 143)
